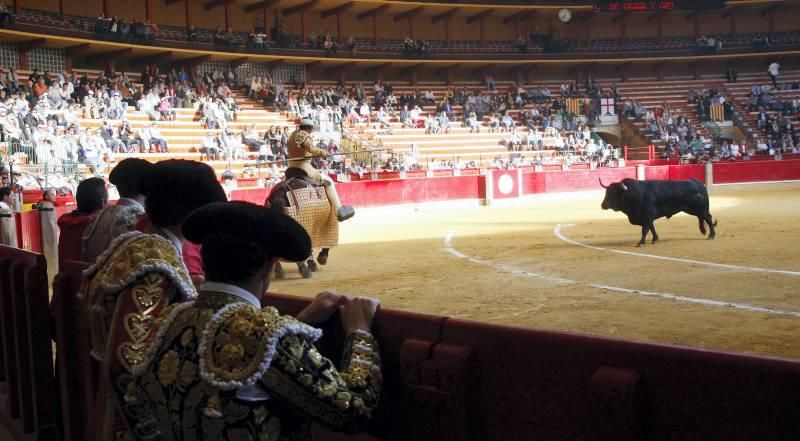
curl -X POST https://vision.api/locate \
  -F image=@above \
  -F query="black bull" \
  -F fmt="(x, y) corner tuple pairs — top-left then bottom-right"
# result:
(600, 178), (717, 246)
(265, 168), (330, 278)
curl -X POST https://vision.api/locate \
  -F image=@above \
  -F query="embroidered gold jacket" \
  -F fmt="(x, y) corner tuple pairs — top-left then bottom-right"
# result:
(81, 198), (145, 264)
(117, 290), (382, 441)
(83, 230), (196, 441)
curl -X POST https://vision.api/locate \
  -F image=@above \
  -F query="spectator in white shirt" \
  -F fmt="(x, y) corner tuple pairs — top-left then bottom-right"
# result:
(147, 122), (168, 152)
(80, 128), (110, 173)
(220, 128), (245, 160)
(200, 131), (221, 161)
(375, 107), (391, 128)
(768, 62), (780, 88)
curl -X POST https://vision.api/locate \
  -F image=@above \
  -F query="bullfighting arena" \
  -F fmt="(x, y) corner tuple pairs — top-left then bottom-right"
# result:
(273, 182), (800, 360)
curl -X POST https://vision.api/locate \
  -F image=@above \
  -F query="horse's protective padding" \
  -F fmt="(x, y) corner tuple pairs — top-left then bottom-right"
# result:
(283, 185), (339, 248)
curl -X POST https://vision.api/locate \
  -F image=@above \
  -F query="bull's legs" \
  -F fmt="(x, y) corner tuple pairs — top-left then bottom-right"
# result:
(705, 214), (716, 239)
(307, 258), (318, 272)
(698, 217), (707, 235)
(649, 222), (659, 244)
(638, 225), (649, 247)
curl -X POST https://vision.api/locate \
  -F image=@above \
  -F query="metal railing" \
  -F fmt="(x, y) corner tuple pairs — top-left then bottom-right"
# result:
(1, 140), (85, 190)
(341, 125), (388, 166)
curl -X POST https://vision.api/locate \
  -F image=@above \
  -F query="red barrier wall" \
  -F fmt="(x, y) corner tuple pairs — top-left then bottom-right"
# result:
(668, 164), (705, 182)
(15, 211), (42, 252)
(336, 176), (485, 207)
(645, 165), (670, 180)
(229, 187), (272, 205)
(226, 160), (800, 209)
(713, 159), (800, 184)
(521, 167), (637, 194)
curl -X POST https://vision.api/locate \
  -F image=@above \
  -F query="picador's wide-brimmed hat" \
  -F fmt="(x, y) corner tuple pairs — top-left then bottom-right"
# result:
(299, 118), (315, 128)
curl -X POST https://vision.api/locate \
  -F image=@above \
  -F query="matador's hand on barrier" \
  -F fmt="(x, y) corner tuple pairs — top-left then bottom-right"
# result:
(296, 291), (347, 325)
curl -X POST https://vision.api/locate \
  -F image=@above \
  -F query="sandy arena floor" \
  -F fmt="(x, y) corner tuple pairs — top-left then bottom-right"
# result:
(271, 182), (800, 360)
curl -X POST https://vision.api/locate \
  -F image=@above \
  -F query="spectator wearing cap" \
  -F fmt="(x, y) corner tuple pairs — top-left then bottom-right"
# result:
(287, 118), (355, 221)
(56, 177), (108, 264)
(119, 200), (381, 440)
(0, 107), (21, 143)
(84, 160), (227, 439)
(81, 158), (152, 263)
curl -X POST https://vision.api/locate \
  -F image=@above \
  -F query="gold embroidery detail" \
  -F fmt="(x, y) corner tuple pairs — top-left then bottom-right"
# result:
(124, 313), (155, 342)
(333, 392), (352, 411)
(157, 350), (180, 385)
(132, 273), (166, 313)
(202, 306), (298, 385)
(91, 235), (192, 299)
(180, 329), (194, 347)
(204, 392), (223, 418)
(85, 233), (193, 372)
(118, 342), (147, 371)
(178, 361), (197, 386)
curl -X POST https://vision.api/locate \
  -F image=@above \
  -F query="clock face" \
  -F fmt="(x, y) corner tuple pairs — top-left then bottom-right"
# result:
(558, 8), (572, 22)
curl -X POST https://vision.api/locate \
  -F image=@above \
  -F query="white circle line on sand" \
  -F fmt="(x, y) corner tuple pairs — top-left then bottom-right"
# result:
(553, 224), (800, 277)
(442, 232), (800, 318)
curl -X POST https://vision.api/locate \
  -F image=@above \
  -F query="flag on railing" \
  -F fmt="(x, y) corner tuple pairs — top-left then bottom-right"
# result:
(710, 104), (725, 121)
(566, 98), (584, 115)
(601, 98), (616, 115)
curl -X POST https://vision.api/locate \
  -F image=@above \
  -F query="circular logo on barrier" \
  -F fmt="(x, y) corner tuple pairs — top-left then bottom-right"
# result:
(497, 174), (514, 195)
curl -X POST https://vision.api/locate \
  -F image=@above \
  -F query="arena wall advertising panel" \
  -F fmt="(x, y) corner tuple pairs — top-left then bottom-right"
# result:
(487, 169), (522, 200)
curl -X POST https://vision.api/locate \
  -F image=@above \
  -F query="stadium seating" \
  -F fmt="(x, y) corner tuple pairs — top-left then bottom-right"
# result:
(10, 68), (298, 178)
(722, 70), (800, 147)
(9, 8), (800, 58)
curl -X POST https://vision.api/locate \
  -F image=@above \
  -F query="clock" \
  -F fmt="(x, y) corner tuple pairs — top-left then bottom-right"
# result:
(558, 8), (572, 23)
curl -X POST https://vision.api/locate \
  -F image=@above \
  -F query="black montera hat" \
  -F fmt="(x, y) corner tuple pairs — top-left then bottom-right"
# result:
(139, 159), (227, 227)
(183, 201), (311, 263)
(109, 158), (152, 195)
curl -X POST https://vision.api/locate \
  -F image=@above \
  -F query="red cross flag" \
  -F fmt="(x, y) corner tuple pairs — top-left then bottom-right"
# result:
(601, 98), (616, 115)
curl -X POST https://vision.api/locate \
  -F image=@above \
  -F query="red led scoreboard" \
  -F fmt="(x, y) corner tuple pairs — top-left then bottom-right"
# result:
(595, 0), (726, 12)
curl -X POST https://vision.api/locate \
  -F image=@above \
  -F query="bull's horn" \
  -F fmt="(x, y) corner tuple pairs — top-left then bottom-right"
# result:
(598, 178), (609, 188)
(621, 183), (628, 191)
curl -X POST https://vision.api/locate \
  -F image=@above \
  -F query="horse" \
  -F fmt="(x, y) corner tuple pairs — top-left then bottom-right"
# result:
(265, 167), (337, 279)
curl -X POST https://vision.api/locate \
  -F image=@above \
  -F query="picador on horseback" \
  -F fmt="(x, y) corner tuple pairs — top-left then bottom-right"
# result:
(264, 118), (354, 278)
(287, 118), (355, 222)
